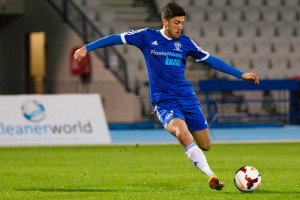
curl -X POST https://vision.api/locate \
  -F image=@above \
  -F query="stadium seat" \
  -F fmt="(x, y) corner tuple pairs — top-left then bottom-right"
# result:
(155, 0), (169, 12)
(201, 23), (221, 38)
(193, 0), (210, 7)
(279, 7), (298, 22)
(99, 10), (116, 23)
(211, 0), (228, 7)
(277, 23), (296, 37)
(220, 22), (240, 38)
(285, 63), (298, 78)
(188, 7), (206, 22)
(225, 8), (243, 22)
(112, 23), (129, 34)
(283, 0), (299, 6)
(250, 56), (272, 78)
(294, 23), (300, 36)
(265, 0), (282, 6)
(247, 0), (264, 6)
(184, 22), (201, 41)
(217, 38), (237, 56)
(261, 8), (279, 22)
(270, 56), (288, 73)
(239, 23), (258, 38)
(235, 38), (254, 54)
(201, 40), (217, 55)
(232, 55), (251, 72)
(290, 38), (300, 54)
(229, 0), (246, 7)
(253, 39), (272, 55)
(287, 55), (300, 76)
(257, 23), (277, 37)
(243, 7), (262, 22)
(272, 38), (292, 54)
(174, 0), (192, 7)
(206, 8), (225, 22)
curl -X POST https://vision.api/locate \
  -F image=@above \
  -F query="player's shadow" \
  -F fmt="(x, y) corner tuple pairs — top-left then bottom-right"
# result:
(15, 188), (116, 193)
(224, 189), (300, 194)
(254, 189), (300, 194)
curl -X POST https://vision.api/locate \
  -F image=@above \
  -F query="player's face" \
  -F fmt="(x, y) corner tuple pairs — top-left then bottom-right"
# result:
(163, 16), (185, 39)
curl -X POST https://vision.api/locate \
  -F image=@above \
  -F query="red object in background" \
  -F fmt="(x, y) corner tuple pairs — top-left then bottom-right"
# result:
(290, 76), (300, 80)
(70, 46), (91, 75)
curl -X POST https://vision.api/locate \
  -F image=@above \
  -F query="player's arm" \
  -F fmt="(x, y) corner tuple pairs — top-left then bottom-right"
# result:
(202, 55), (259, 85)
(74, 34), (123, 62)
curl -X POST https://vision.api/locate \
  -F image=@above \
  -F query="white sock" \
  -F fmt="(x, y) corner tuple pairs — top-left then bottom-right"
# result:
(184, 142), (215, 178)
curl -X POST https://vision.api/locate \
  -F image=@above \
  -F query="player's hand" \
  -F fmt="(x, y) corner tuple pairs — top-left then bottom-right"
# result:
(241, 73), (259, 85)
(74, 46), (87, 62)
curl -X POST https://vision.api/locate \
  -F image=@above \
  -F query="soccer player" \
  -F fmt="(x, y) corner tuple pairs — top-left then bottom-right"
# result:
(74, 2), (259, 190)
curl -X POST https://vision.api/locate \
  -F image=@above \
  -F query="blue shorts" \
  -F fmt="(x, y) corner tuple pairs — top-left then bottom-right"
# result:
(154, 98), (208, 131)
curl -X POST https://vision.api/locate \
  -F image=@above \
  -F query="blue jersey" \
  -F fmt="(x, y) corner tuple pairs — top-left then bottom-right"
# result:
(86, 28), (243, 104)
(121, 28), (209, 104)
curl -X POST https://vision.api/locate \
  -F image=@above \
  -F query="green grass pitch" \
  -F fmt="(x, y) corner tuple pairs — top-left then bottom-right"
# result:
(0, 142), (299, 199)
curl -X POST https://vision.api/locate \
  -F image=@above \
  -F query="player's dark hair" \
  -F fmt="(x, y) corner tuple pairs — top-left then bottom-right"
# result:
(161, 2), (186, 20)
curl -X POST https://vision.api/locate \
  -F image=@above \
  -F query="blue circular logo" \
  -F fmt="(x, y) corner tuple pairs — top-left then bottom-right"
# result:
(21, 99), (46, 122)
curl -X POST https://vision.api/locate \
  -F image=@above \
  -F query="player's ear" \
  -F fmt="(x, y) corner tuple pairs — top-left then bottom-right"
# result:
(162, 18), (168, 27)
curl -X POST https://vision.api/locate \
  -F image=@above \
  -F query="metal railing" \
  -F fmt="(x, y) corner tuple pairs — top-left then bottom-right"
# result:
(47, 0), (129, 91)
(199, 79), (300, 125)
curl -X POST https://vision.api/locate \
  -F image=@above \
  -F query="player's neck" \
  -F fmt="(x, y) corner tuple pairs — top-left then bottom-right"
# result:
(160, 28), (172, 40)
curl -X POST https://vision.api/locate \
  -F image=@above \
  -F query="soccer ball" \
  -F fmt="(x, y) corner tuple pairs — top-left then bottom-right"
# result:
(234, 166), (261, 192)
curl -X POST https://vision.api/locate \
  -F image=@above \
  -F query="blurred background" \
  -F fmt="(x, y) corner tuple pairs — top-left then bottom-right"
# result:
(0, 0), (299, 130)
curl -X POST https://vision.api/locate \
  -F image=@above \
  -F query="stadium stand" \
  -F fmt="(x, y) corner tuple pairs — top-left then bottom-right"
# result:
(247, 0), (264, 7)
(67, 0), (299, 124)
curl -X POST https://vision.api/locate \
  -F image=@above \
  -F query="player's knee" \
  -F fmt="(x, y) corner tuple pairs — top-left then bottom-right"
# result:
(200, 143), (211, 151)
(177, 131), (193, 146)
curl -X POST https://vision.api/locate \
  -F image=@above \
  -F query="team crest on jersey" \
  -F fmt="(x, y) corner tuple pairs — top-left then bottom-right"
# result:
(173, 42), (182, 52)
(173, 42), (181, 51)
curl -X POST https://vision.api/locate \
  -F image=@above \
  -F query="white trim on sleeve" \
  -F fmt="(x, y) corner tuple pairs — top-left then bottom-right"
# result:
(120, 33), (127, 44)
(190, 38), (210, 62)
(196, 54), (210, 62)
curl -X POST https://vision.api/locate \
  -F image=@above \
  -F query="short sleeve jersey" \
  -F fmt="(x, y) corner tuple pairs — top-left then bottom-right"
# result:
(120, 28), (210, 104)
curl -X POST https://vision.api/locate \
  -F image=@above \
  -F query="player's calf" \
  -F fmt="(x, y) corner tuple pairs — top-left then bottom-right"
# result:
(184, 142), (215, 177)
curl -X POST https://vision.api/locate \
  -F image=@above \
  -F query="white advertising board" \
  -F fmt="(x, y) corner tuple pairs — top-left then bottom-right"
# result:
(0, 94), (111, 146)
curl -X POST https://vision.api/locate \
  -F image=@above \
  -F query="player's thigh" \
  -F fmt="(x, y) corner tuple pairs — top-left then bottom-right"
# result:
(182, 100), (208, 132)
(191, 128), (211, 151)
(155, 100), (193, 146)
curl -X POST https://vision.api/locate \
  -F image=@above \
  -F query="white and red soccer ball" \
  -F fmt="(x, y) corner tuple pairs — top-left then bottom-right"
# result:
(234, 166), (261, 192)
